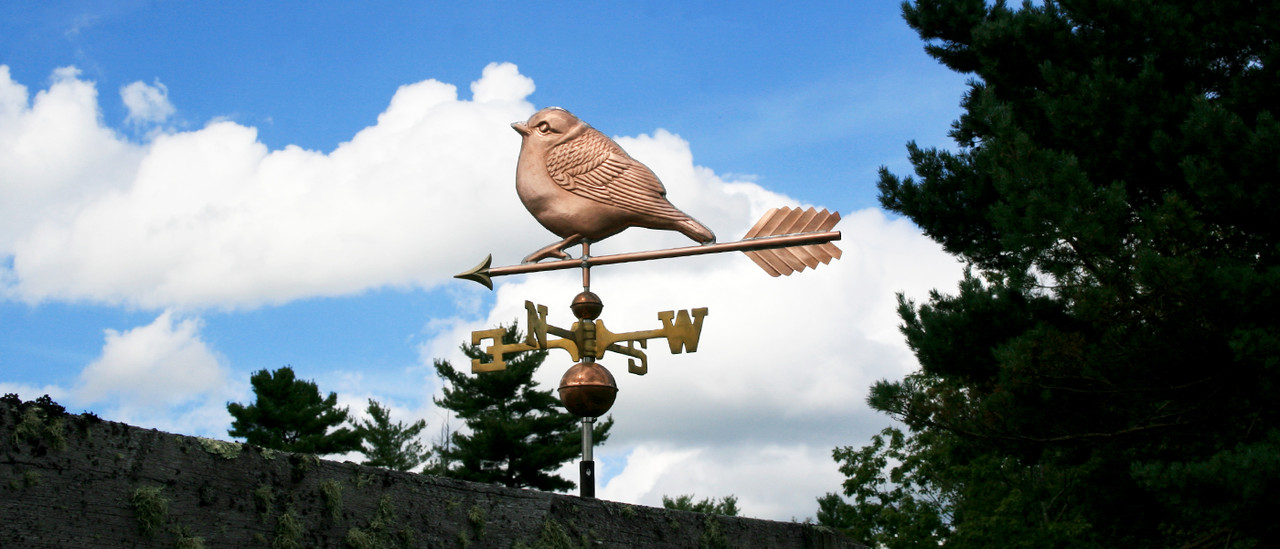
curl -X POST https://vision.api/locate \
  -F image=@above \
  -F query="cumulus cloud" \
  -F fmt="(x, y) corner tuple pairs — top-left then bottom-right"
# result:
(70, 311), (237, 437)
(1, 311), (240, 438)
(121, 79), (175, 126)
(0, 65), (142, 257)
(76, 311), (227, 403)
(2, 62), (539, 308)
(470, 62), (536, 104)
(596, 444), (844, 520)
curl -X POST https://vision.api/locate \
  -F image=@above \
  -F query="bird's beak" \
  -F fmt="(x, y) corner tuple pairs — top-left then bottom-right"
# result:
(511, 122), (529, 136)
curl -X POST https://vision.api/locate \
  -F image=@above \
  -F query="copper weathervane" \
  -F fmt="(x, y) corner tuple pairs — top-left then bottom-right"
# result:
(456, 107), (843, 497)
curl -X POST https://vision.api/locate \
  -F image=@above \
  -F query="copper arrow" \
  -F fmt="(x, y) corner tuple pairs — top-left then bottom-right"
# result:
(455, 207), (842, 290)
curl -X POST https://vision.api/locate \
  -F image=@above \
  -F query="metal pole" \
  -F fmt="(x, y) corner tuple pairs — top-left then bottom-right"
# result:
(580, 417), (595, 498)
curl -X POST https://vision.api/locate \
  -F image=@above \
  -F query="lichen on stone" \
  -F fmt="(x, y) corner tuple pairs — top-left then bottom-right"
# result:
(196, 437), (242, 460)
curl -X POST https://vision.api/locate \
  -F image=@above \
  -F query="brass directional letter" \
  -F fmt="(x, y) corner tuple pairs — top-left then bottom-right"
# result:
(471, 328), (537, 373)
(524, 301), (550, 349)
(624, 340), (649, 375)
(658, 308), (709, 353)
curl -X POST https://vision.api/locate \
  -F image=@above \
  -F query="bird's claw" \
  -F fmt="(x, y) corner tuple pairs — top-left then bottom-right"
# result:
(521, 248), (572, 264)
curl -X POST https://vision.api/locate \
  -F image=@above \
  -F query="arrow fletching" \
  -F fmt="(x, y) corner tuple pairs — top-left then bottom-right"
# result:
(741, 207), (842, 277)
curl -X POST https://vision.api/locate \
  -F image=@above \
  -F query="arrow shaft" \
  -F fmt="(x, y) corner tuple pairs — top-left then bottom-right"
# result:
(486, 231), (841, 279)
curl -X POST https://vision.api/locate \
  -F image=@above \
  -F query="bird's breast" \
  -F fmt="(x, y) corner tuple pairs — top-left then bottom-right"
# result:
(515, 147), (556, 200)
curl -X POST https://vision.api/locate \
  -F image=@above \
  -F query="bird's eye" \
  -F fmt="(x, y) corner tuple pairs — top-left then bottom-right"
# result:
(536, 121), (553, 134)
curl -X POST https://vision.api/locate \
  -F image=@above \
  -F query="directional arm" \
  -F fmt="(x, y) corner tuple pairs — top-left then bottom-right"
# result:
(591, 308), (708, 375)
(469, 301), (708, 375)
(470, 327), (537, 373)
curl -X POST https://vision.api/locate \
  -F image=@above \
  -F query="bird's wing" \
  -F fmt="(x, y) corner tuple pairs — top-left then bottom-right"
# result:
(546, 129), (690, 219)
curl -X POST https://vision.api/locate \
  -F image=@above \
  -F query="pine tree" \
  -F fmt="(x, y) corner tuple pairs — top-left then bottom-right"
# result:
(431, 324), (613, 491)
(827, 1), (1280, 546)
(355, 399), (430, 471)
(227, 366), (362, 456)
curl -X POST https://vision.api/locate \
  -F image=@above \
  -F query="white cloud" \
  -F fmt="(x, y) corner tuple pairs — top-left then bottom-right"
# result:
(470, 62), (536, 104)
(120, 79), (175, 126)
(0, 382), (69, 404)
(71, 311), (237, 437)
(3, 62), (539, 309)
(597, 443), (844, 521)
(76, 311), (226, 403)
(0, 65), (142, 257)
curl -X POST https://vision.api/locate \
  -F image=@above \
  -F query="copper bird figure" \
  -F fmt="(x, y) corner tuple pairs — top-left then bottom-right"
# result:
(512, 107), (715, 263)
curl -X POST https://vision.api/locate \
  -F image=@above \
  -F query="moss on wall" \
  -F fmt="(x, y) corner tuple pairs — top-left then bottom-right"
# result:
(1, 396), (862, 548)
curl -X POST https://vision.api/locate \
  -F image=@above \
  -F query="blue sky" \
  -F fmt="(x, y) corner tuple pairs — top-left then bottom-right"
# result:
(1, 1), (968, 520)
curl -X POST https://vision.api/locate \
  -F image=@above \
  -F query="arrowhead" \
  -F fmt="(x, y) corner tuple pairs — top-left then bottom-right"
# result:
(455, 254), (494, 290)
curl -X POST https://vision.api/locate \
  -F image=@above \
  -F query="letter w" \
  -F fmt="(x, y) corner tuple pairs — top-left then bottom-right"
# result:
(658, 308), (708, 354)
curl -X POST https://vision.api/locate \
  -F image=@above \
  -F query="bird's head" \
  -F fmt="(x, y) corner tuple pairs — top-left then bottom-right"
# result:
(512, 107), (586, 148)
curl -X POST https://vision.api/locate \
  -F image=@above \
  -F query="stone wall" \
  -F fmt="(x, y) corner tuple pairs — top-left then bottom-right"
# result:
(1, 397), (861, 548)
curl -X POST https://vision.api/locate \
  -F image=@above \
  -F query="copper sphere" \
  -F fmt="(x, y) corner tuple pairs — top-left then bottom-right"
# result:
(558, 361), (618, 418)
(570, 291), (604, 320)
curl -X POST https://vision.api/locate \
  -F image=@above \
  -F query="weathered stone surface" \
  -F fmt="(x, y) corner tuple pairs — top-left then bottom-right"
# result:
(1, 398), (861, 548)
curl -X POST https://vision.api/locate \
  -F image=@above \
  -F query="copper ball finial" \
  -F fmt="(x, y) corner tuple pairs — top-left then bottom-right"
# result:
(570, 291), (604, 320)
(558, 361), (618, 418)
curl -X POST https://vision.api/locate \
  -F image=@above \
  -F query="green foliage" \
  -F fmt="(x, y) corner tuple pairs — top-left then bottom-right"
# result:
(513, 518), (589, 549)
(344, 495), (414, 549)
(661, 494), (740, 517)
(253, 484), (276, 521)
(819, 427), (952, 548)
(289, 452), (321, 482)
(9, 469), (41, 490)
(355, 399), (430, 471)
(129, 485), (169, 537)
(699, 515), (730, 549)
(227, 366), (362, 456)
(172, 525), (206, 549)
(272, 509), (304, 549)
(320, 479), (344, 521)
(430, 323), (612, 491)
(834, 0), (1280, 547)
(468, 504), (487, 540)
(9, 394), (68, 451)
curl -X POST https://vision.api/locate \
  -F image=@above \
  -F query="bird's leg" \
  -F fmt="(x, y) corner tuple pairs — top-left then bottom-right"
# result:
(581, 240), (592, 292)
(522, 234), (585, 264)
